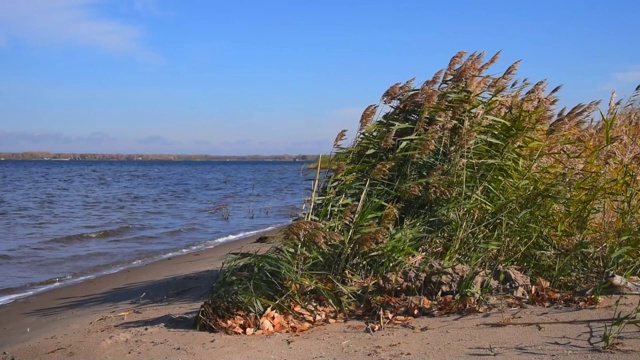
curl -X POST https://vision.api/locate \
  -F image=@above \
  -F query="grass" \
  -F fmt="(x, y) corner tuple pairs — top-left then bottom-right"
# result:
(602, 298), (640, 350)
(197, 51), (640, 335)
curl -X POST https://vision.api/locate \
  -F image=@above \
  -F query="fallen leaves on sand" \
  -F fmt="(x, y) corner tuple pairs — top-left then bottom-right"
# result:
(529, 277), (585, 307)
(198, 270), (632, 335)
(198, 303), (341, 335)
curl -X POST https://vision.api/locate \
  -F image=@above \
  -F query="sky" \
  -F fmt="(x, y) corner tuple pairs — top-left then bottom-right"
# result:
(0, 0), (639, 155)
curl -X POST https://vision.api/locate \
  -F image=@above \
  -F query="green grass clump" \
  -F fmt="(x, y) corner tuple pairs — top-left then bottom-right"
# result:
(198, 51), (640, 332)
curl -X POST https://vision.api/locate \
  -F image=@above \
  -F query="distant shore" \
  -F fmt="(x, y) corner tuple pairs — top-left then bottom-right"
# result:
(0, 152), (319, 161)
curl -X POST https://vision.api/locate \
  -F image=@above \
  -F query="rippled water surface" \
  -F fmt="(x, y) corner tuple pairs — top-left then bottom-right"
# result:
(0, 160), (309, 303)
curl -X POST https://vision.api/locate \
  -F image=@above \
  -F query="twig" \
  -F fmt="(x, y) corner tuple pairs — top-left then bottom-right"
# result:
(482, 318), (640, 327)
(306, 155), (322, 220)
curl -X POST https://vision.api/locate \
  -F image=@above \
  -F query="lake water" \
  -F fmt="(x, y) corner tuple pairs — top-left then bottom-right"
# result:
(0, 160), (310, 305)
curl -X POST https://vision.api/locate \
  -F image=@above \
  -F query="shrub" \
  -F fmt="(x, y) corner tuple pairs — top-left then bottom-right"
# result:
(198, 51), (640, 333)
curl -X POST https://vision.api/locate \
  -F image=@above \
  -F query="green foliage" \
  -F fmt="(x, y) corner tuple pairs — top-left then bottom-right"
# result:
(602, 298), (640, 350)
(199, 51), (640, 330)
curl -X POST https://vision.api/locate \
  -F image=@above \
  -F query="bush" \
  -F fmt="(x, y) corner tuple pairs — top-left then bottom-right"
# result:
(198, 51), (640, 334)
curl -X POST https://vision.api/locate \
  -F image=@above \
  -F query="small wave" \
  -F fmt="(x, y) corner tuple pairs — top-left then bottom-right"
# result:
(162, 228), (189, 236)
(162, 225), (201, 236)
(0, 254), (12, 260)
(32, 275), (72, 287)
(158, 224), (287, 259)
(43, 225), (135, 245)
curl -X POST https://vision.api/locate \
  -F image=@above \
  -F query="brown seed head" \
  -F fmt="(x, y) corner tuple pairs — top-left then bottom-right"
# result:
(457, 52), (486, 91)
(382, 129), (396, 148)
(608, 90), (617, 116)
(418, 138), (435, 155)
(407, 184), (422, 198)
(549, 85), (563, 96)
(381, 82), (402, 104)
(282, 221), (326, 246)
(359, 104), (378, 131)
(356, 229), (389, 249)
(399, 77), (416, 95)
(478, 50), (501, 74)
(443, 51), (468, 82)
(419, 89), (439, 114)
(333, 129), (348, 147)
(503, 60), (521, 78)
(372, 162), (391, 180)
(422, 69), (444, 91)
(342, 203), (357, 224)
(381, 205), (398, 227)
(489, 60), (521, 93)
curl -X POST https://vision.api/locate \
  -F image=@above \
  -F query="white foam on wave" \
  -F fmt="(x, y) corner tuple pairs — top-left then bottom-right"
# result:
(0, 224), (286, 306)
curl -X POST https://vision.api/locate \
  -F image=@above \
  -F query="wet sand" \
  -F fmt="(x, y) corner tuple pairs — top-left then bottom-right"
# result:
(1, 229), (639, 359)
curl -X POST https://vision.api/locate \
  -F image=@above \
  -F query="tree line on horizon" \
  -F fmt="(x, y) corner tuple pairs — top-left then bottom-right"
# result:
(0, 152), (319, 161)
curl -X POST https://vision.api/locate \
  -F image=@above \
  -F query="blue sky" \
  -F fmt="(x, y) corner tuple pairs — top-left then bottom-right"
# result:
(0, 0), (639, 155)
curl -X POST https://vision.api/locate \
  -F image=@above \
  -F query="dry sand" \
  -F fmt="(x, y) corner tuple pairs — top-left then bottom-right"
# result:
(1, 230), (639, 360)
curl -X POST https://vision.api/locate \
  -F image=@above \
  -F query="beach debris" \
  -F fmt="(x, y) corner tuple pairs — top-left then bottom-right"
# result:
(472, 268), (531, 298)
(376, 263), (531, 300)
(601, 274), (640, 294)
(207, 204), (230, 220)
(254, 235), (274, 243)
(91, 310), (141, 324)
(130, 292), (147, 304)
(197, 301), (346, 335)
(529, 277), (565, 306)
(45, 347), (66, 355)
(376, 262), (470, 296)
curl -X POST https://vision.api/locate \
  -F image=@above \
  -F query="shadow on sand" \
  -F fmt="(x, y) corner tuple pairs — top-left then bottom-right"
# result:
(23, 268), (219, 319)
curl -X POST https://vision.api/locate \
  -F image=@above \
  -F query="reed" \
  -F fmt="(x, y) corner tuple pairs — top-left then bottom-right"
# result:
(198, 51), (640, 335)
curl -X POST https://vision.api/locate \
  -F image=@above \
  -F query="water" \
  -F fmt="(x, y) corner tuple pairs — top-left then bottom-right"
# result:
(0, 160), (310, 305)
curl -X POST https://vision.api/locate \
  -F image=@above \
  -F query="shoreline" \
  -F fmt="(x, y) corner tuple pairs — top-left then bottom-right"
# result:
(0, 225), (284, 307)
(0, 227), (279, 351)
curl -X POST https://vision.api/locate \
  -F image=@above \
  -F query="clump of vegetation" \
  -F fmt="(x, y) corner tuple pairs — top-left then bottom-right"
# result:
(601, 298), (640, 350)
(197, 51), (640, 335)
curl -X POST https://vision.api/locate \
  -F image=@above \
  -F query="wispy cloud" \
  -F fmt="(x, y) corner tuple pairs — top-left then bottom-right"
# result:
(0, 130), (333, 155)
(0, 0), (161, 62)
(133, 0), (174, 16)
(333, 107), (363, 119)
(613, 70), (640, 83)
(600, 67), (640, 93)
(137, 135), (175, 145)
(0, 130), (118, 152)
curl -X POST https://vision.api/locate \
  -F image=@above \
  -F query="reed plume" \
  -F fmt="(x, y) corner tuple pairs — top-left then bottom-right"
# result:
(359, 104), (378, 131)
(333, 129), (347, 147)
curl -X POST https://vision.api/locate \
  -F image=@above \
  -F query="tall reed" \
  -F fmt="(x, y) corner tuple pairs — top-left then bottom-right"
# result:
(198, 51), (640, 332)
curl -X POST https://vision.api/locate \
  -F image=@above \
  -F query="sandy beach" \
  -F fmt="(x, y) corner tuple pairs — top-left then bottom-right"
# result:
(1, 229), (639, 360)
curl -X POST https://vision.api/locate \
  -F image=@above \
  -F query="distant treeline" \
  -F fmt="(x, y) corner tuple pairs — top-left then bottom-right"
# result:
(0, 152), (319, 161)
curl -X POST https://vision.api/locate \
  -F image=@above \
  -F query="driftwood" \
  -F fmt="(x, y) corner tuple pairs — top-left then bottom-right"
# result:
(606, 274), (640, 294)
(482, 318), (640, 327)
